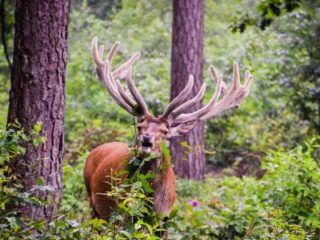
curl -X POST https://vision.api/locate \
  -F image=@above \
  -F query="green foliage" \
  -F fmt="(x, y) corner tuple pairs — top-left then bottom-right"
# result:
(203, 0), (320, 167)
(231, 0), (303, 32)
(261, 138), (320, 230)
(0, 124), (50, 239)
(60, 151), (88, 216)
(170, 137), (320, 239)
(67, 0), (317, 170)
(0, 0), (14, 128)
(57, 138), (320, 240)
(0, 126), (163, 239)
(1, 0), (320, 239)
(230, 0), (320, 133)
(0, 125), (27, 223)
(1, 126), (320, 239)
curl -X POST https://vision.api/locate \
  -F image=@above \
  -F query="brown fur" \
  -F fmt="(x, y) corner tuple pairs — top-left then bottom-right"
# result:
(83, 141), (176, 219)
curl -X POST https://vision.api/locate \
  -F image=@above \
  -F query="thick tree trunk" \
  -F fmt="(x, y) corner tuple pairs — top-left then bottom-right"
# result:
(170, 0), (205, 180)
(7, 0), (70, 221)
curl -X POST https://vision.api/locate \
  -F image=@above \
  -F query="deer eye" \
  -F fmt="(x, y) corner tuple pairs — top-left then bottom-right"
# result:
(138, 117), (145, 123)
(161, 129), (168, 135)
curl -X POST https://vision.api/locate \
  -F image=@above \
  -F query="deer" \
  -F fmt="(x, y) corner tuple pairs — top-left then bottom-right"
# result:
(84, 37), (253, 221)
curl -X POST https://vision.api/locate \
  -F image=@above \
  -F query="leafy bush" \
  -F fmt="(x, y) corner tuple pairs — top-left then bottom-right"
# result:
(170, 137), (320, 239)
(260, 138), (320, 232)
(0, 126), (169, 239)
(0, 123), (50, 239)
(1, 125), (319, 239)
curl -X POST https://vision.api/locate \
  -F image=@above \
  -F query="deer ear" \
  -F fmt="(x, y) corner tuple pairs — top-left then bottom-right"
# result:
(168, 120), (198, 137)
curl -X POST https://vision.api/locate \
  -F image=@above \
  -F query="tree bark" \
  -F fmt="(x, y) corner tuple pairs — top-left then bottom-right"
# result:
(170, 0), (205, 180)
(7, 0), (70, 221)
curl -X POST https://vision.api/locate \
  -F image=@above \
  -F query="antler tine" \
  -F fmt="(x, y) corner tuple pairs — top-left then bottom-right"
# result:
(172, 66), (223, 124)
(106, 41), (120, 63)
(92, 38), (123, 104)
(172, 61), (254, 125)
(103, 40), (140, 87)
(210, 65), (228, 95)
(232, 62), (241, 90)
(208, 65), (224, 105)
(200, 68), (252, 120)
(115, 79), (136, 107)
(172, 63), (253, 124)
(200, 62), (253, 120)
(113, 52), (141, 80)
(168, 83), (207, 122)
(161, 75), (194, 119)
(91, 37), (148, 116)
(169, 120), (198, 136)
(126, 67), (150, 115)
(92, 37), (104, 66)
(104, 59), (134, 112)
(244, 70), (253, 90)
(107, 48), (149, 115)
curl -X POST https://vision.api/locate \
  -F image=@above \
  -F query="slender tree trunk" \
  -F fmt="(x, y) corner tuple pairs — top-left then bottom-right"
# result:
(170, 0), (205, 180)
(7, 0), (70, 221)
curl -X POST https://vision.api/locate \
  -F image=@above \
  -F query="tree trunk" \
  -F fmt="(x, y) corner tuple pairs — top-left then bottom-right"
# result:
(7, 0), (70, 221)
(170, 0), (205, 180)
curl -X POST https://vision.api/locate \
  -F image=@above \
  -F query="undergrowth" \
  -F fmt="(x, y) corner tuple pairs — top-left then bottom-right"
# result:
(0, 126), (319, 239)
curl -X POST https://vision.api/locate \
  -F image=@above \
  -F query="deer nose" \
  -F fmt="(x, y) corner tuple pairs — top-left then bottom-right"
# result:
(141, 134), (153, 148)
(142, 134), (152, 142)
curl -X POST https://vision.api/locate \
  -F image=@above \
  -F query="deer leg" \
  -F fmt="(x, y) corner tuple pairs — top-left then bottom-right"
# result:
(89, 196), (100, 218)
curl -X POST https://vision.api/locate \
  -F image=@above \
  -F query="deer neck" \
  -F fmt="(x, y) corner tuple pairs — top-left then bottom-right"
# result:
(146, 154), (173, 215)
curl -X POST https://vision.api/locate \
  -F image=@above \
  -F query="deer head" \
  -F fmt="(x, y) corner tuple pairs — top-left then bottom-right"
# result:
(91, 37), (253, 154)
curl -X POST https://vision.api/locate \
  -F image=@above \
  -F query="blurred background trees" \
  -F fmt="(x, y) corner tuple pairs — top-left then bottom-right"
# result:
(0, 0), (320, 238)
(1, 0), (318, 173)
(232, 0), (320, 134)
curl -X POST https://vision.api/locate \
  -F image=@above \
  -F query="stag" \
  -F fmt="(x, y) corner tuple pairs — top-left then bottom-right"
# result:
(84, 37), (253, 220)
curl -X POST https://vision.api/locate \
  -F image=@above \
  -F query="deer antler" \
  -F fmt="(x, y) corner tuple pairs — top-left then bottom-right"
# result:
(91, 37), (150, 116)
(161, 75), (195, 119)
(91, 37), (253, 135)
(163, 62), (253, 136)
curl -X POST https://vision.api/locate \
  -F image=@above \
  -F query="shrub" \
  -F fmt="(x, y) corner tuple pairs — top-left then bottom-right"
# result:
(1, 123), (319, 239)
(170, 137), (320, 239)
(260, 137), (320, 233)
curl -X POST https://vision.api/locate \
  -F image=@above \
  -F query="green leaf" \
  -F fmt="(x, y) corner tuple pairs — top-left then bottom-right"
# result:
(120, 230), (132, 239)
(159, 142), (171, 161)
(91, 218), (107, 229)
(180, 141), (190, 150)
(36, 177), (44, 186)
(134, 232), (147, 238)
(33, 121), (42, 134)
